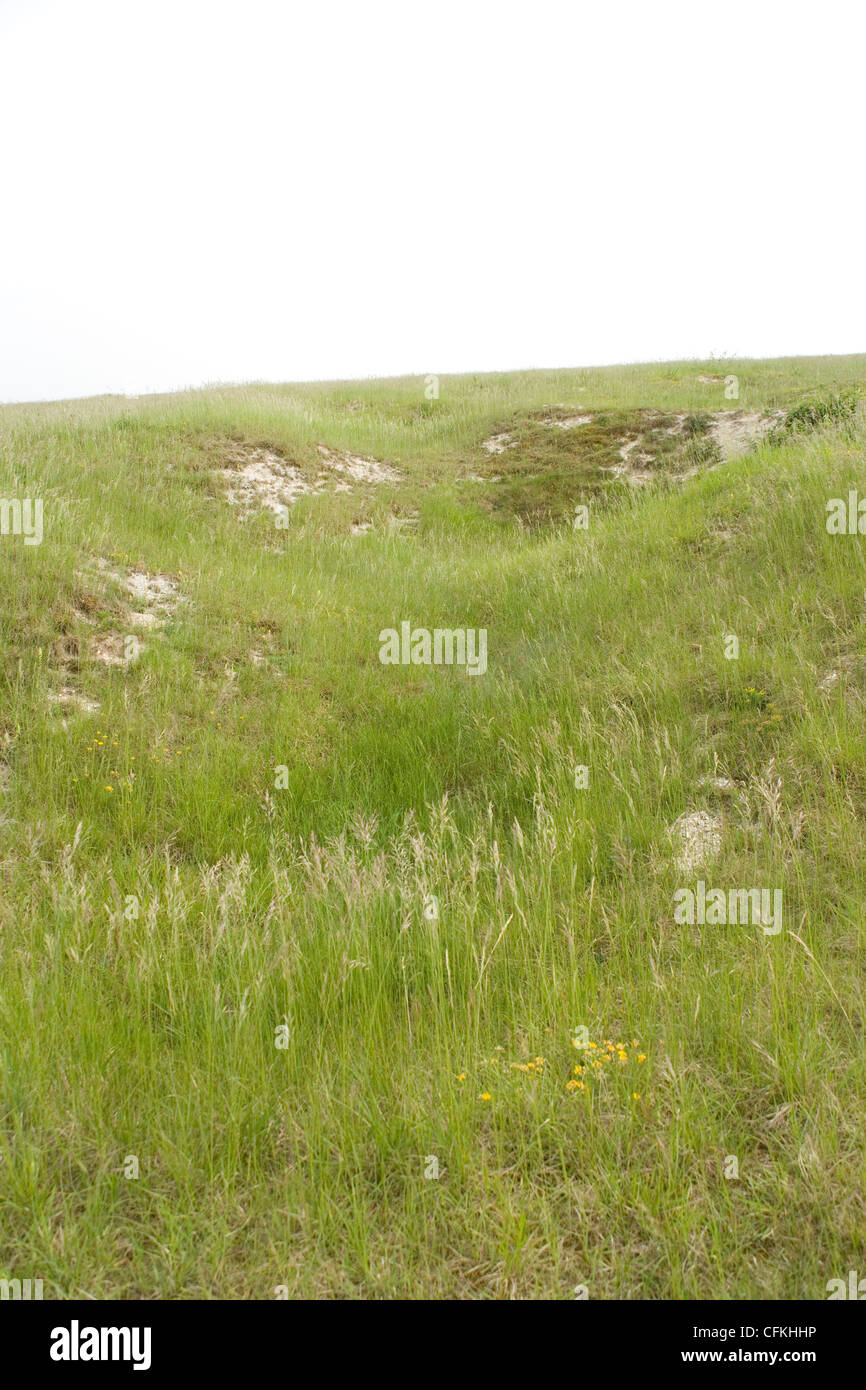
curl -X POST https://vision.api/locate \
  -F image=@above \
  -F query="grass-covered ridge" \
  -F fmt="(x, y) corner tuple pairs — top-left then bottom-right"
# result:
(1, 356), (865, 1298)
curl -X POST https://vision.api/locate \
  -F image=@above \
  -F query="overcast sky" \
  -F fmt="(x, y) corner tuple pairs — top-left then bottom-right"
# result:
(1, 0), (863, 403)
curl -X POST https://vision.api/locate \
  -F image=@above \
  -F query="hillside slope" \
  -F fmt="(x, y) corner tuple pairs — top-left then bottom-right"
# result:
(1, 356), (864, 1298)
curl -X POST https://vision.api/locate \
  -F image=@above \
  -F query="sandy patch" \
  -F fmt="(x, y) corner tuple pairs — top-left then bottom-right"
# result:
(602, 414), (688, 485)
(128, 610), (159, 630)
(48, 687), (101, 714)
(78, 562), (183, 666)
(618, 437), (655, 468)
(477, 404), (786, 495)
(600, 436), (656, 485)
(125, 570), (179, 610)
(220, 448), (320, 514)
(91, 632), (137, 666)
(704, 776), (736, 793)
(552, 415), (593, 429)
(315, 445), (399, 485)
(664, 413), (689, 435)
(483, 413), (598, 455)
(709, 411), (784, 461)
(92, 560), (182, 622)
(219, 443), (399, 516)
(613, 409), (783, 483)
(670, 810), (724, 876)
(121, 572), (182, 637)
(482, 432), (515, 455)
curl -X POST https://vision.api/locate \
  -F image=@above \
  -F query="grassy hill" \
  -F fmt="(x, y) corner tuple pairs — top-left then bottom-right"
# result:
(1, 355), (865, 1298)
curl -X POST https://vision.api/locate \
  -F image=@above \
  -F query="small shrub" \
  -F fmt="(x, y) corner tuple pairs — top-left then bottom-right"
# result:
(783, 392), (860, 434)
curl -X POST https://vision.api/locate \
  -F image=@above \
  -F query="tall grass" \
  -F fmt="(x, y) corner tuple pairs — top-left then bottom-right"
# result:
(0, 357), (864, 1297)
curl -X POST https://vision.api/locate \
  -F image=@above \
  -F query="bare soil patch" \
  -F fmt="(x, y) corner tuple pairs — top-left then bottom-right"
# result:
(669, 810), (724, 876)
(709, 410), (785, 462)
(217, 442), (401, 516)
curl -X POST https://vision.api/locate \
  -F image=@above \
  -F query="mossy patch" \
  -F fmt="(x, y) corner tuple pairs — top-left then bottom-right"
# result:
(470, 408), (721, 524)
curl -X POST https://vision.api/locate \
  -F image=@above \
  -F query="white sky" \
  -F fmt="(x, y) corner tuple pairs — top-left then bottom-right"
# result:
(1, 0), (864, 403)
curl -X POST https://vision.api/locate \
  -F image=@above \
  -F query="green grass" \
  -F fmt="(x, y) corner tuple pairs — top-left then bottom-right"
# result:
(1, 355), (865, 1299)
